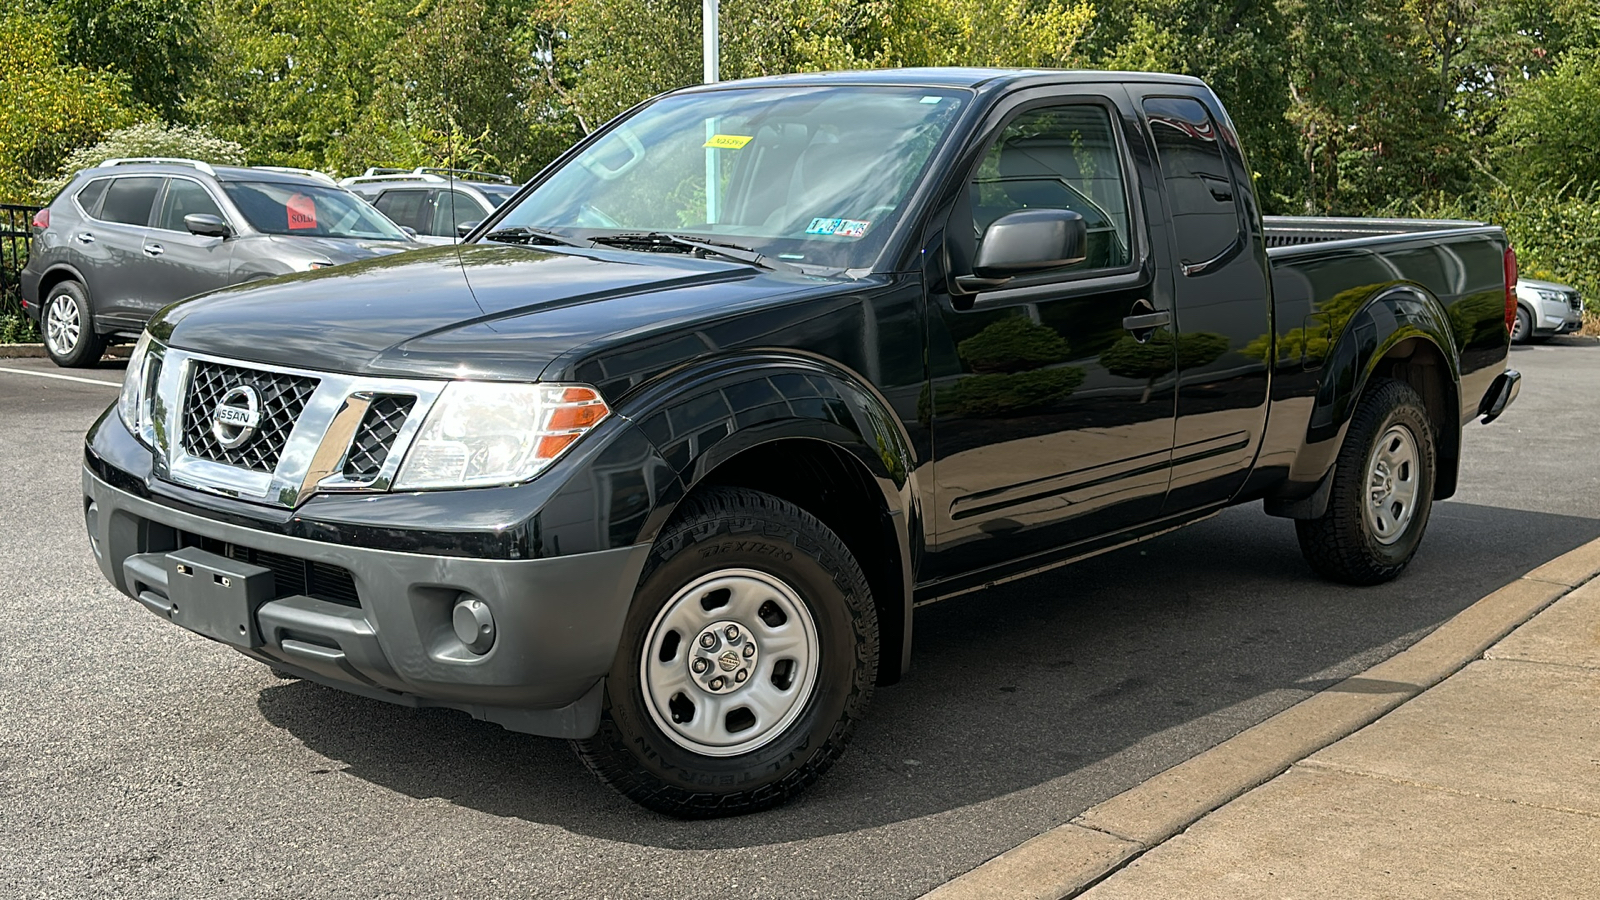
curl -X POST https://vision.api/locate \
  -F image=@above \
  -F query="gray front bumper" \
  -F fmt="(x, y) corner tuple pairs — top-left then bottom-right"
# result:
(84, 468), (650, 739)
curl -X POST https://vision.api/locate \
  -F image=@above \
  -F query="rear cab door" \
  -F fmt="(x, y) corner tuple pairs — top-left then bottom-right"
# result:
(1127, 86), (1273, 512)
(922, 82), (1180, 582)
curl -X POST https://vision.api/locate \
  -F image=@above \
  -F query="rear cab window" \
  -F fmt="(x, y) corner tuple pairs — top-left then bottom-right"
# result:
(98, 177), (163, 227)
(1141, 97), (1241, 269)
(74, 179), (110, 217)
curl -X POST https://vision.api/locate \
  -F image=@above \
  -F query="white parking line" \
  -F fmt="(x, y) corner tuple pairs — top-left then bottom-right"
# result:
(0, 366), (121, 387)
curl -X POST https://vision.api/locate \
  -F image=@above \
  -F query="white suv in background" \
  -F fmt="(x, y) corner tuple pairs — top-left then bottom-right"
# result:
(339, 168), (520, 244)
(1513, 278), (1585, 343)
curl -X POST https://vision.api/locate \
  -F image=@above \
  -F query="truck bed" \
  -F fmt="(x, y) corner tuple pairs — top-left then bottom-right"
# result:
(1263, 216), (1493, 254)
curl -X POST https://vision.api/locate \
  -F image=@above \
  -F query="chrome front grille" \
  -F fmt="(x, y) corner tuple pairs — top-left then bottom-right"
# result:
(342, 395), (416, 481)
(156, 350), (446, 508)
(181, 361), (319, 473)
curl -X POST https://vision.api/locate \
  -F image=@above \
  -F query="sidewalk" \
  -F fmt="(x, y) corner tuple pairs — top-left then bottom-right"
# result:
(922, 540), (1600, 900)
(1078, 572), (1600, 898)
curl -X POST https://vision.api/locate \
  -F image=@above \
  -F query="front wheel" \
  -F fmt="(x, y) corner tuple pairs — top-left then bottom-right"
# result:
(573, 486), (879, 818)
(1511, 305), (1532, 344)
(1296, 377), (1437, 585)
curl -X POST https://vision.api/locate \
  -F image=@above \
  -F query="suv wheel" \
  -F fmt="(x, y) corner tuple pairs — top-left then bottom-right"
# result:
(1511, 305), (1532, 344)
(43, 281), (107, 368)
(574, 486), (879, 818)
(1296, 377), (1436, 585)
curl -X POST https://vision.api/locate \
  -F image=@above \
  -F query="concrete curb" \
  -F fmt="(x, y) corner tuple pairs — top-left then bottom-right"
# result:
(918, 535), (1600, 900)
(0, 343), (133, 359)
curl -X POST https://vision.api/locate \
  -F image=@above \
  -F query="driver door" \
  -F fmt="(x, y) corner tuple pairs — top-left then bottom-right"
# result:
(924, 93), (1178, 582)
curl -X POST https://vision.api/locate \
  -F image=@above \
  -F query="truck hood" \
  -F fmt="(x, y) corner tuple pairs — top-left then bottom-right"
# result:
(153, 244), (826, 381)
(262, 233), (418, 263)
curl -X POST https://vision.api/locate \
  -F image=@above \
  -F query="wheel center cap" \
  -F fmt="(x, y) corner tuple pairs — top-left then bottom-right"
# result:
(689, 620), (758, 695)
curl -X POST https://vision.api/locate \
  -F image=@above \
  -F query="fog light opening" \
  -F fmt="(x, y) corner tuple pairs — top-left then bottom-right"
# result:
(452, 596), (496, 655)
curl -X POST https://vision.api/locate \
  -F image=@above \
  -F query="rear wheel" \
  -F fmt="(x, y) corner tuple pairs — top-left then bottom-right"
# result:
(42, 280), (106, 368)
(573, 486), (878, 818)
(1296, 377), (1436, 585)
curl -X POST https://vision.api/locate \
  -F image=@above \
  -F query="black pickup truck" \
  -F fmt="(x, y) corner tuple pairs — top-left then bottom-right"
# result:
(84, 68), (1521, 817)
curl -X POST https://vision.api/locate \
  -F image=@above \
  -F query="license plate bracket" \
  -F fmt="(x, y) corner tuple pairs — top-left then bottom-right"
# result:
(166, 547), (275, 649)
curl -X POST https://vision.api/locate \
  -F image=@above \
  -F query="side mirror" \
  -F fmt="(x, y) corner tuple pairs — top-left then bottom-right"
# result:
(956, 209), (1087, 293)
(400, 225), (418, 238)
(184, 213), (231, 239)
(456, 220), (481, 239)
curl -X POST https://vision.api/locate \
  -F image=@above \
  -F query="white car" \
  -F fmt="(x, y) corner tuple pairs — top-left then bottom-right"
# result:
(339, 168), (519, 245)
(1513, 278), (1584, 343)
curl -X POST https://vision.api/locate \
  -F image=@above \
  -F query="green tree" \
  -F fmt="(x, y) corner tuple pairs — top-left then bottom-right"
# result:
(51, 0), (206, 120)
(185, 0), (414, 171)
(1493, 48), (1600, 193)
(0, 5), (136, 201)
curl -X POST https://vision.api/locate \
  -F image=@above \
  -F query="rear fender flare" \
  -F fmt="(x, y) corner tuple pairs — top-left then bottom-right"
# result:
(1298, 284), (1461, 486)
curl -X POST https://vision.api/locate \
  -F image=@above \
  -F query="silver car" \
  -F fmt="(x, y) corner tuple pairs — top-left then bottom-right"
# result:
(339, 168), (519, 245)
(1512, 277), (1585, 343)
(19, 158), (419, 367)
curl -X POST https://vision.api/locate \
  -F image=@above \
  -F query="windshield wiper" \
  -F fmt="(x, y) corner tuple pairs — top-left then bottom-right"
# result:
(481, 226), (589, 248)
(589, 232), (802, 274)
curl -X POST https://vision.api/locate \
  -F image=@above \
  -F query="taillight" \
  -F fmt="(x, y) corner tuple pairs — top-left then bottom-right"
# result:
(31, 208), (49, 230)
(1503, 246), (1519, 334)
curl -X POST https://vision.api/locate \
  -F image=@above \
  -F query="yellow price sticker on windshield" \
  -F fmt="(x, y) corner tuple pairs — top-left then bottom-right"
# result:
(704, 134), (754, 149)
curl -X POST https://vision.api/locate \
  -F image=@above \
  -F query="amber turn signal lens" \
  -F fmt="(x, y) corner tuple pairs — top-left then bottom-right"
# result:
(546, 403), (607, 431)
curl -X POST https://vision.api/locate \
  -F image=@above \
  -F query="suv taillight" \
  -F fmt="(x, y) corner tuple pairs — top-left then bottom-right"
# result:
(1503, 246), (1519, 334)
(31, 208), (48, 230)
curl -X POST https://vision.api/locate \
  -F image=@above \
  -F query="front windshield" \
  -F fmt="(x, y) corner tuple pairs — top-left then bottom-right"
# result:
(223, 181), (410, 240)
(493, 85), (969, 270)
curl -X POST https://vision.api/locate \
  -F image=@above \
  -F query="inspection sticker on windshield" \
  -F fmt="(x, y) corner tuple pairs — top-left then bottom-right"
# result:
(704, 134), (754, 149)
(807, 217), (870, 238)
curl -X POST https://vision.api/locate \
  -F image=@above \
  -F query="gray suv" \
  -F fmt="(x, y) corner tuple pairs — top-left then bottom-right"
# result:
(20, 158), (418, 367)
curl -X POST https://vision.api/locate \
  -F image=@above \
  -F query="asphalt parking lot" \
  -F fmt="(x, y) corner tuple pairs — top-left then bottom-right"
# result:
(2, 339), (1597, 899)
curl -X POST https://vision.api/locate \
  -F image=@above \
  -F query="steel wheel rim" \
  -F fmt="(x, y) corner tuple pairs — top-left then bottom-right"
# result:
(1364, 424), (1420, 546)
(45, 294), (81, 357)
(640, 567), (820, 757)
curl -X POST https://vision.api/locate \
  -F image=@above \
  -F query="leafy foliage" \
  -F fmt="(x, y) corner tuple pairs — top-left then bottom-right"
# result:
(0, 5), (137, 201)
(50, 0), (206, 120)
(36, 121), (246, 197)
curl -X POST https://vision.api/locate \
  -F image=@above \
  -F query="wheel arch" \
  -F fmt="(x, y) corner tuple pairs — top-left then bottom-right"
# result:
(1274, 284), (1463, 514)
(36, 263), (90, 307)
(621, 352), (921, 683)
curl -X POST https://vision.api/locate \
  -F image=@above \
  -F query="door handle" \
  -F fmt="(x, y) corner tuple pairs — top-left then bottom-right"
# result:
(143, 244), (165, 257)
(76, 232), (94, 244)
(1122, 301), (1171, 343)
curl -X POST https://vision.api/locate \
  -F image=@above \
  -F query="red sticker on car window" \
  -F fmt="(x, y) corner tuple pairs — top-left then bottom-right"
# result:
(286, 193), (317, 230)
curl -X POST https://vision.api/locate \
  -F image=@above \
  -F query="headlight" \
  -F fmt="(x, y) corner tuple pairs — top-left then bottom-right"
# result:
(117, 332), (161, 446)
(393, 382), (610, 490)
(1534, 289), (1567, 304)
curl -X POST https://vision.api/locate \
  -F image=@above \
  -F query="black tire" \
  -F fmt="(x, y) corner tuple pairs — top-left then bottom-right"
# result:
(1296, 377), (1436, 585)
(573, 486), (879, 818)
(41, 280), (107, 368)
(1511, 305), (1532, 345)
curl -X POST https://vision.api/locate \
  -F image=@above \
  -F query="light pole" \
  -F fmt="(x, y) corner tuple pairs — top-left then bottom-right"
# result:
(703, 0), (720, 223)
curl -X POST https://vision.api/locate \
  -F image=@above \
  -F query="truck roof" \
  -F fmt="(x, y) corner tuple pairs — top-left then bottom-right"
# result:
(677, 67), (1207, 92)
